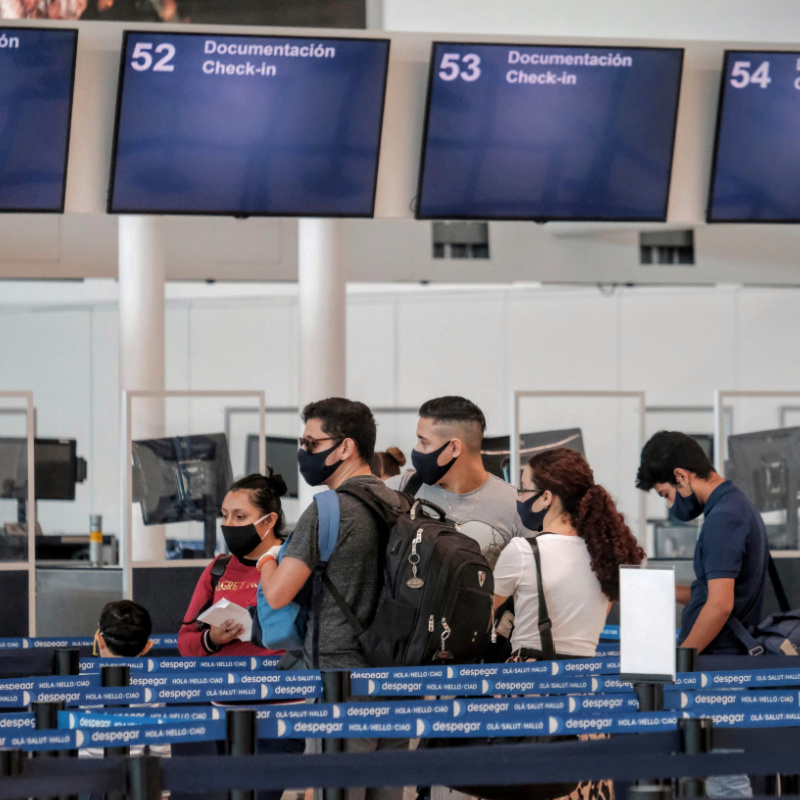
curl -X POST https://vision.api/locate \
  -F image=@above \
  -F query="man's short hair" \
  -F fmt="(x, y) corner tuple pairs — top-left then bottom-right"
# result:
(418, 396), (486, 453)
(99, 600), (152, 657)
(302, 398), (376, 463)
(636, 431), (714, 491)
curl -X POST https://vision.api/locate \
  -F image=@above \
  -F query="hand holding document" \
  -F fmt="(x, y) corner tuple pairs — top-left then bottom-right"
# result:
(197, 598), (252, 642)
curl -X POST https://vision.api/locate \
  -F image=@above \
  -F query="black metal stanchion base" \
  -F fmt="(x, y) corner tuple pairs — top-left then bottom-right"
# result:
(127, 755), (164, 800)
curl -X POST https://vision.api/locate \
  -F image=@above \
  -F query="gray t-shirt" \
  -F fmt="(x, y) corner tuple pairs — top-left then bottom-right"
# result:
(414, 474), (526, 568)
(283, 474), (398, 669)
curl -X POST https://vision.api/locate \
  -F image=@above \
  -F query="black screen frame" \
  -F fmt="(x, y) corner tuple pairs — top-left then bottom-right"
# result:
(0, 26), (79, 215)
(107, 29), (391, 218)
(415, 40), (685, 223)
(706, 48), (800, 224)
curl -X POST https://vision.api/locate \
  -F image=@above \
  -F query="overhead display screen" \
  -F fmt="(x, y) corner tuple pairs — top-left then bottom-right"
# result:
(109, 32), (390, 216)
(0, 27), (78, 213)
(416, 42), (684, 221)
(708, 51), (800, 222)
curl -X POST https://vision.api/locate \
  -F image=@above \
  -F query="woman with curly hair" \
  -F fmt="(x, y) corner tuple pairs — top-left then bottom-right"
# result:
(493, 447), (645, 659)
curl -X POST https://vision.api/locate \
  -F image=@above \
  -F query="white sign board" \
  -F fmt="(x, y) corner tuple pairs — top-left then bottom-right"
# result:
(619, 565), (676, 682)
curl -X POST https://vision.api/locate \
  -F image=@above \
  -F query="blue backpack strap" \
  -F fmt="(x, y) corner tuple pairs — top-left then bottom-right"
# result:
(310, 490), (342, 668)
(314, 490), (341, 563)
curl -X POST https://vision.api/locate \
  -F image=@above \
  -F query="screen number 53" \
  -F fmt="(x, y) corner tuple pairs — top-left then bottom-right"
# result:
(439, 53), (481, 82)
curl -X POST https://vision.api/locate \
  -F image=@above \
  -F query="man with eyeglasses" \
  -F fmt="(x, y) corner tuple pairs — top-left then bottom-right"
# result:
(258, 397), (407, 800)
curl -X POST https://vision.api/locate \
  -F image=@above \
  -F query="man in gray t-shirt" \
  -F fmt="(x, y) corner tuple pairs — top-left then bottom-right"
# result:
(283, 473), (398, 669)
(408, 396), (525, 569)
(258, 398), (407, 800)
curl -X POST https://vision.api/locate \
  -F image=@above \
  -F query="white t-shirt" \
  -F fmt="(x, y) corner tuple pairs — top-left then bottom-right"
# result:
(493, 534), (608, 657)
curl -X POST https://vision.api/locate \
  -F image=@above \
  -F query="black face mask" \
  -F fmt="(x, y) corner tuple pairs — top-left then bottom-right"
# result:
(670, 490), (704, 522)
(517, 491), (547, 532)
(411, 440), (457, 486)
(298, 443), (343, 487)
(221, 514), (268, 559)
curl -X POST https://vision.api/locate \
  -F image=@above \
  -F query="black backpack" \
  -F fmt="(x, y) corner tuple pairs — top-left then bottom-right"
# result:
(323, 480), (495, 667)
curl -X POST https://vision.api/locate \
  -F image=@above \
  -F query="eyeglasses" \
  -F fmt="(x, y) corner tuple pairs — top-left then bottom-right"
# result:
(298, 436), (340, 452)
(517, 487), (543, 498)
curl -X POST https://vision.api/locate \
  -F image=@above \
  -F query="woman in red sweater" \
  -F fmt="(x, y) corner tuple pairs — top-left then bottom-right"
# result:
(179, 470), (287, 657)
(174, 470), (301, 800)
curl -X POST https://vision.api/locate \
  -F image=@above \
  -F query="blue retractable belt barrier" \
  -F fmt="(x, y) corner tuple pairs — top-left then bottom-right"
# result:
(80, 655), (282, 673)
(0, 674), (98, 691)
(0, 635), (178, 650)
(0, 712), (35, 730)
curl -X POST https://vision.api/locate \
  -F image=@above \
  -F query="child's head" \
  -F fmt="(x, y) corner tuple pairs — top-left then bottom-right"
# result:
(95, 600), (153, 658)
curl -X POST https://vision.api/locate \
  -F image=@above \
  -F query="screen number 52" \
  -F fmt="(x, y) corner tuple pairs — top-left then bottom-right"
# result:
(131, 42), (176, 72)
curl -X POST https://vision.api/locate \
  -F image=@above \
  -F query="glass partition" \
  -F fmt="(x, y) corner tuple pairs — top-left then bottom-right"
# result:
(122, 390), (265, 599)
(511, 391), (648, 552)
(0, 392), (36, 635)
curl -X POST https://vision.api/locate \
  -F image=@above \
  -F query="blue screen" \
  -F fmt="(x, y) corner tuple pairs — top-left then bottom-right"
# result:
(417, 43), (684, 221)
(708, 51), (800, 222)
(109, 32), (390, 216)
(0, 28), (77, 213)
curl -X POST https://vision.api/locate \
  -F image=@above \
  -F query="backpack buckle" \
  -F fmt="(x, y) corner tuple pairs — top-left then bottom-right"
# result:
(749, 645), (765, 656)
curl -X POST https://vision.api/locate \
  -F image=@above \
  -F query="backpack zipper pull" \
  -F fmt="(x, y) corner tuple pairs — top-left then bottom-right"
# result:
(406, 528), (425, 590)
(429, 615), (435, 632)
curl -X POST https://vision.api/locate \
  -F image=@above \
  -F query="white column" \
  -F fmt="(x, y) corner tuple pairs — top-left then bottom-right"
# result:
(297, 218), (347, 509)
(119, 216), (166, 562)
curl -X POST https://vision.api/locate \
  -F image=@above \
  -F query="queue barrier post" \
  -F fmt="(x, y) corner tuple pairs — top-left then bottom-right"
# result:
(676, 648), (698, 674)
(53, 647), (81, 678)
(127, 754), (163, 800)
(0, 748), (23, 777)
(226, 708), (257, 800)
(53, 646), (81, 800)
(319, 670), (351, 800)
(102, 664), (131, 800)
(633, 683), (664, 713)
(677, 718), (712, 799)
(32, 699), (65, 760)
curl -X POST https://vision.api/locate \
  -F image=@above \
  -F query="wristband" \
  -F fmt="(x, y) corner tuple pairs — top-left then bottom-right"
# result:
(256, 553), (278, 570)
(202, 628), (221, 654)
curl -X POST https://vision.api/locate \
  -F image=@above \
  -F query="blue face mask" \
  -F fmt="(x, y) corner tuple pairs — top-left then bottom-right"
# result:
(517, 491), (547, 532)
(670, 490), (704, 522)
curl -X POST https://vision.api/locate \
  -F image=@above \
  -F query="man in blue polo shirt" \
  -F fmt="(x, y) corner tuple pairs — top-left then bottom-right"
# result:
(636, 431), (769, 654)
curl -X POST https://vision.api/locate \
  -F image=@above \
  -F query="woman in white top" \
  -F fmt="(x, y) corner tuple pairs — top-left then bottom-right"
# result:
(494, 447), (645, 660)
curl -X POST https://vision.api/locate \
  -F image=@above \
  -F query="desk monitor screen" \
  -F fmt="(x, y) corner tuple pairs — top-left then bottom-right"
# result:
(108, 31), (390, 216)
(482, 428), (585, 483)
(244, 435), (299, 499)
(416, 42), (683, 221)
(726, 427), (800, 513)
(0, 437), (80, 501)
(0, 27), (78, 212)
(131, 433), (233, 526)
(708, 51), (800, 222)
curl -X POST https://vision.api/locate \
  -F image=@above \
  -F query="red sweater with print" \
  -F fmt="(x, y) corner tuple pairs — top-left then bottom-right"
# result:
(178, 555), (282, 657)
